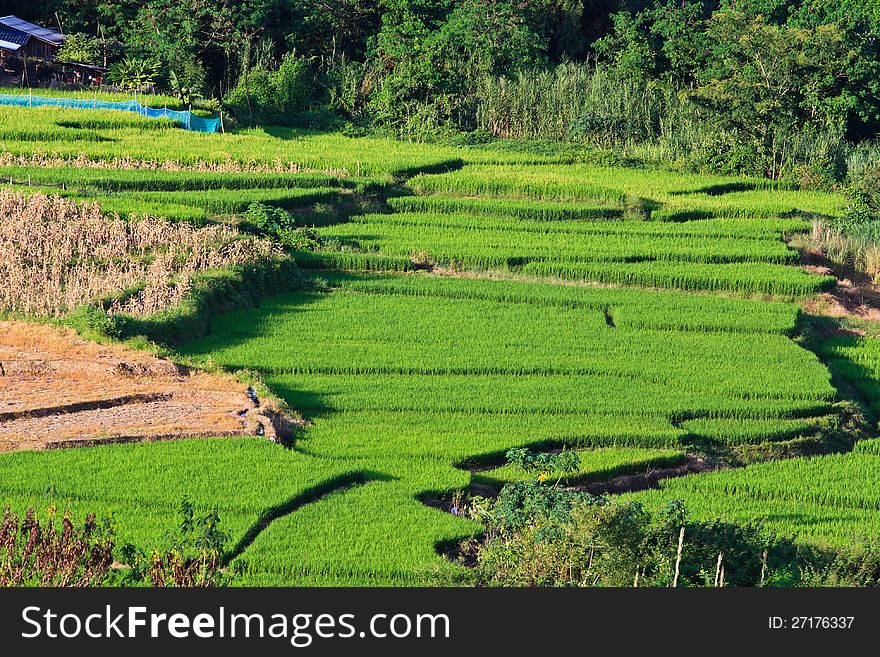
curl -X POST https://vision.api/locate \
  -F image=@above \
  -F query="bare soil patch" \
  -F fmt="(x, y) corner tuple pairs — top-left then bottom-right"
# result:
(799, 249), (880, 326)
(0, 321), (271, 451)
(574, 454), (712, 496)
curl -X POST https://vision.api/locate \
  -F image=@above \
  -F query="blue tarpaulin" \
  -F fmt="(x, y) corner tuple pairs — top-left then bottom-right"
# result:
(0, 93), (222, 133)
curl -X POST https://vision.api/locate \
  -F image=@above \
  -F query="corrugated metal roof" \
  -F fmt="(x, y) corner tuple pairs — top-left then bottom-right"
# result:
(0, 39), (23, 51)
(0, 16), (64, 45)
(0, 26), (28, 47)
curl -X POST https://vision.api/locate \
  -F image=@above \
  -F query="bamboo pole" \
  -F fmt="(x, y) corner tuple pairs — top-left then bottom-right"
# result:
(714, 552), (724, 588)
(672, 526), (685, 587)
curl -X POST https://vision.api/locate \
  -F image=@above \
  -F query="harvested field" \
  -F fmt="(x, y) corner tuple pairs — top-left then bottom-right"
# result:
(0, 321), (262, 451)
(0, 189), (278, 317)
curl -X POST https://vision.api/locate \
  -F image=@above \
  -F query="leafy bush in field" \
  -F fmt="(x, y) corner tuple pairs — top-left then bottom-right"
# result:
(108, 57), (162, 91)
(245, 202), (297, 235)
(244, 202), (321, 250)
(505, 447), (580, 484)
(121, 497), (229, 587)
(461, 479), (801, 587)
(844, 164), (880, 223)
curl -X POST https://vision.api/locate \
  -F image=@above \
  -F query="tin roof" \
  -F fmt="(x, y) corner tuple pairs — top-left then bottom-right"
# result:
(0, 16), (64, 46)
(0, 26), (28, 51)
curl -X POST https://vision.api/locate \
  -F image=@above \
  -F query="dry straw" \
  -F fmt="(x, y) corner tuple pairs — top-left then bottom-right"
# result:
(0, 189), (280, 317)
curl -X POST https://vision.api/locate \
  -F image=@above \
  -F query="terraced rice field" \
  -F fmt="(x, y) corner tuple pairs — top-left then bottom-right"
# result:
(635, 439), (880, 546)
(0, 100), (878, 585)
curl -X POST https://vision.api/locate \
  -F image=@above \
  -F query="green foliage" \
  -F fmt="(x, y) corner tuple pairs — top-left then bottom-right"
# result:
(108, 57), (162, 91)
(226, 53), (318, 123)
(481, 479), (603, 535)
(64, 305), (122, 341)
(244, 202), (322, 249)
(465, 492), (802, 587)
(505, 447), (581, 484)
(688, 12), (855, 177)
(245, 202), (297, 234)
(28, 0), (880, 167)
(120, 497), (230, 587)
(366, 0), (542, 135)
(55, 33), (102, 66)
(168, 70), (202, 107)
(844, 164), (880, 222)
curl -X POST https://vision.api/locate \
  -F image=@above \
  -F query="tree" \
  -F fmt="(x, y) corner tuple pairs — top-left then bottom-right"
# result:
(55, 33), (102, 65)
(367, 0), (542, 130)
(689, 11), (856, 174)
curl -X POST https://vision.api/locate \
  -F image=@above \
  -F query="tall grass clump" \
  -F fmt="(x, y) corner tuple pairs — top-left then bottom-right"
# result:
(807, 158), (880, 280)
(475, 63), (851, 181)
(477, 63), (707, 152)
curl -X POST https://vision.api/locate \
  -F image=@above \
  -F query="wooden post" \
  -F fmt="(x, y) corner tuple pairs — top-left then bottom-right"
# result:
(759, 550), (768, 587)
(633, 568), (640, 588)
(220, 111), (225, 134)
(672, 526), (684, 587)
(714, 552), (724, 588)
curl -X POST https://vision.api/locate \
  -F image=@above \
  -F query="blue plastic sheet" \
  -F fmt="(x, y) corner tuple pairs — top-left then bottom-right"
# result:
(0, 93), (222, 133)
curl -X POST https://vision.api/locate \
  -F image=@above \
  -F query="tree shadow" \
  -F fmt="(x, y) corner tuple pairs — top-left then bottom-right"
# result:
(669, 182), (764, 196)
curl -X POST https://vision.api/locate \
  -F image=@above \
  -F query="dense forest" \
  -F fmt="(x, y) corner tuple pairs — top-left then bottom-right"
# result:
(7, 1), (880, 186)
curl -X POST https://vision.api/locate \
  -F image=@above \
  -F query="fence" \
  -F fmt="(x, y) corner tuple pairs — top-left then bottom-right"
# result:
(0, 93), (222, 133)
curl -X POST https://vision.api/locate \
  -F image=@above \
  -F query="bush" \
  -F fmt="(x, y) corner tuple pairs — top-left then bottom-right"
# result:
(225, 54), (320, 124)
(243, 202), (322, 250)
(691, 132), (768, 177)
(456, 450), (800, 587)
(120, 497), (230, 587)
(108, 57), (161, 91)
(846, 165), (880, 222)
(244, 202), (297, 235)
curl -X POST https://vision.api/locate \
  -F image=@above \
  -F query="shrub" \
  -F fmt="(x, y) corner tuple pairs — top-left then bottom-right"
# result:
(845, 164), (880, 222)
(120, 497), (230, 588)
(108, 57), (162, 91)
(0, 508), (114, 587)
(226, 54), (319, 124)
(244, 202), (322, 250)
